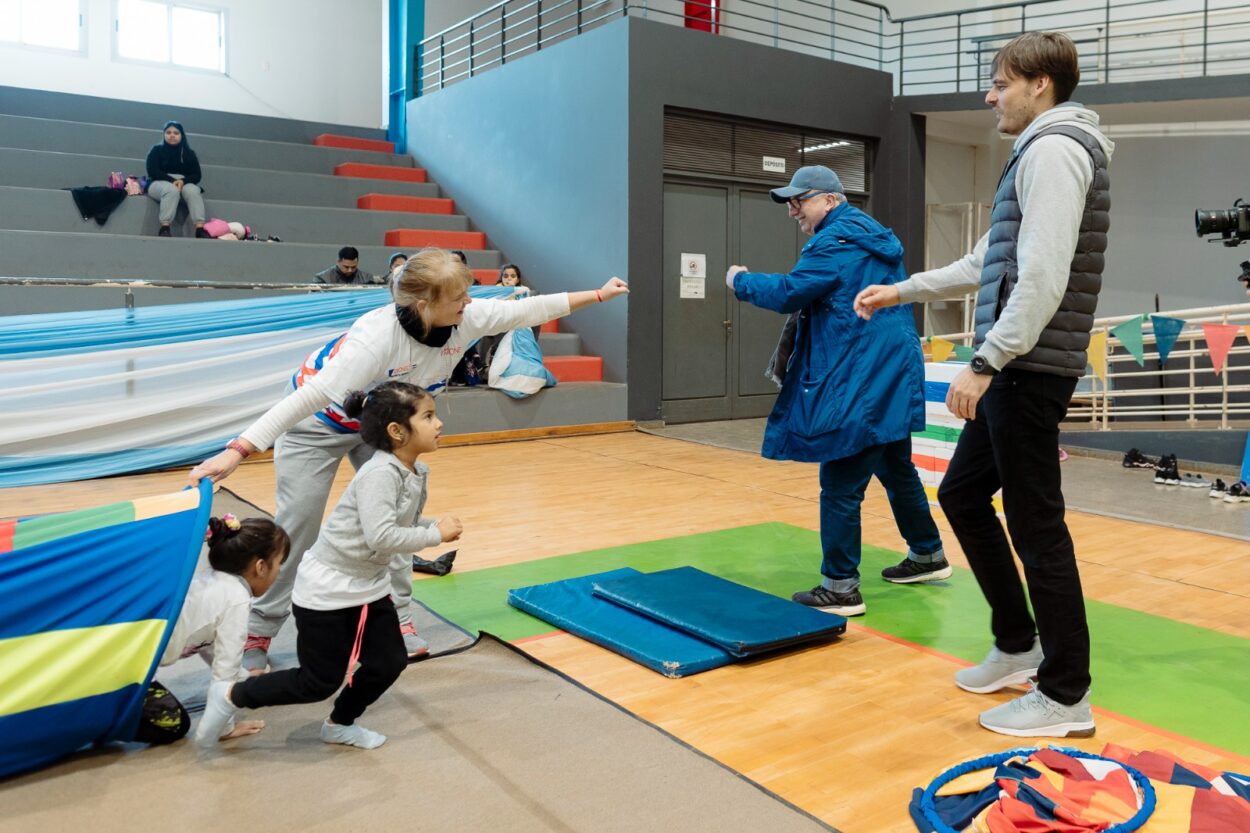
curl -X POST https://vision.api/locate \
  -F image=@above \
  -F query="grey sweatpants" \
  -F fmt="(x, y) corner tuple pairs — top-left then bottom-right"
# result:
(247, 413), (419, 638)
(147, 180), (206, 226)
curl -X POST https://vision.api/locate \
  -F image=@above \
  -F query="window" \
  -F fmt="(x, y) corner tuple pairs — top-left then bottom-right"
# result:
(115, 0), (224, 72)
(0, 0), (84, 52)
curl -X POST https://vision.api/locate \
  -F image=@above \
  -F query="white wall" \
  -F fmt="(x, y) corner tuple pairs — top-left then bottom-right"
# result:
(0, 0), (385, 127)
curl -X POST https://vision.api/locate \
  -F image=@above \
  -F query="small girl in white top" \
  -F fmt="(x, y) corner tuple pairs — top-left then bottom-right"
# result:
(195, 381), (461, 750)
(136, 515), (289, 746)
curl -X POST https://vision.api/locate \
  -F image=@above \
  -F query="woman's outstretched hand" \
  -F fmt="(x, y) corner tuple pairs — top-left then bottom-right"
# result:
(600, 277), (629, 300)
(188, 449), (243, 486)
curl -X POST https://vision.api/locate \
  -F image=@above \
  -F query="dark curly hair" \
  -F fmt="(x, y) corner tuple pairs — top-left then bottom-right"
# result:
(205, 517), (290, 575)
(342, 381), (434, 451)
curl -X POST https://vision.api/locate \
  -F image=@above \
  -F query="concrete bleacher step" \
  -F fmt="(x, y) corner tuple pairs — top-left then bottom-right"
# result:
(0, 147), (440, 209)
(0, 84), (387, 145)
(0, 115), (413, 175)
(538, 332), (583, 356)
(438, 383), (627, 435)
(385, 229), (487, 249)
(357, 194), (454, 214)
(0, 186), (471, 243)
(543, 356), (603, 382)
(334, 162), (427, 183)
(313, 134), (397, 154)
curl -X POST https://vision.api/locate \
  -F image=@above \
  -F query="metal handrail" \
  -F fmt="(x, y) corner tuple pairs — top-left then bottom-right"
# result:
(417, 0), (1250, 96)
(931, 302), (1250, 429)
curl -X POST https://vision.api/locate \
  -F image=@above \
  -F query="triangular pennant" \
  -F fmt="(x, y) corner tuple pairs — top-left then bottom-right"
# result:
(1110, 315), (1145, 366)
(1149, 315), (1185, 365)
(1086, 330), (1107, 381)
(930, 337), (955, 363)
(1201, 323), (1240, 375)
(953, 345), (976, 362)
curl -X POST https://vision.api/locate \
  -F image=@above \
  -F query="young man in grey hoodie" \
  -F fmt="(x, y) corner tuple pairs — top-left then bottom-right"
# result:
(854, 31), (1113, 737)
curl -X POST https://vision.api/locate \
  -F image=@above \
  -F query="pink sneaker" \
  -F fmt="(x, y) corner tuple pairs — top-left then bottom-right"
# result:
(241, 634), (272, 673)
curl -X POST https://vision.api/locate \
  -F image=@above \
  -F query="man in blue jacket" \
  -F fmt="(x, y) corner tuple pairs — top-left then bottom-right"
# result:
(728, 166), (946, 617)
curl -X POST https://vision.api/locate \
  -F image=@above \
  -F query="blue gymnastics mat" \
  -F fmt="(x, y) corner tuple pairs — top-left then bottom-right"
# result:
(507, 568), (735, 677)
(592, 566), (847, 657)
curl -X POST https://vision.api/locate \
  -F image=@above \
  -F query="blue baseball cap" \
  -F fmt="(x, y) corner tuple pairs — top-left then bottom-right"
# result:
(769, 165), (845, 203)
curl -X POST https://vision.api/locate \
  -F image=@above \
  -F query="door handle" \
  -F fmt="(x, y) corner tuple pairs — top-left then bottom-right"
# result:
(723, 319), (732, 334)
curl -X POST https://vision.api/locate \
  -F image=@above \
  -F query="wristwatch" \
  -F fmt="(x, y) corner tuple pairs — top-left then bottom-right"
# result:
(969, 355), (998, 376)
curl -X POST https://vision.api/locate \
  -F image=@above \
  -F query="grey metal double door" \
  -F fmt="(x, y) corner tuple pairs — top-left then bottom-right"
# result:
(661, 178), (805, 423)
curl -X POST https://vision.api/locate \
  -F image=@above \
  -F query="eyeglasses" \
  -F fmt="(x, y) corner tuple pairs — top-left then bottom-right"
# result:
(787, 191), (829, 211)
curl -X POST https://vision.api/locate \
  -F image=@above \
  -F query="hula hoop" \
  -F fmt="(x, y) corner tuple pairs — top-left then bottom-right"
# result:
(919, 746), (1156, 833)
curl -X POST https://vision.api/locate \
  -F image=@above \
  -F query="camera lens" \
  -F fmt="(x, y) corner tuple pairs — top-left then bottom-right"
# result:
(1195, 209), (1237, 236)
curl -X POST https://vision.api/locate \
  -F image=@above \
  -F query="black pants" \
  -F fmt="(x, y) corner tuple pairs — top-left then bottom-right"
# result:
(230, 596), (407, 726)
(937, 368), (1090, 705)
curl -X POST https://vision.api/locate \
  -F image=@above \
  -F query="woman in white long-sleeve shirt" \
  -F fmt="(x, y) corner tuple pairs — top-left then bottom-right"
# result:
(189, 247), (629, 670)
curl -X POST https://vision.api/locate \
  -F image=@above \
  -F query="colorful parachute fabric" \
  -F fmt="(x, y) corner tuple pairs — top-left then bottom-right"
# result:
(0, 480), (212, 778)
(911, 744), (1250, 832)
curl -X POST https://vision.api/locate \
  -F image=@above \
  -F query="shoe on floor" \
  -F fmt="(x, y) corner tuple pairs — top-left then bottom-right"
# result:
(978, 686), (1095, 738)
(1153, 454), (1180, 485)
(881, 556), (953, 584)
(195, 227), (212, 239)
(1224, 481), (1250, 504)
(157, 225), (171, 237)
(240, 634), (272, 673)
(1209, 478), (1228, 499)
(321, 719), (386, 749)
(955, 638), (1043, 694)
(400, 620), (429, 659)
(792, 585), (865, 616)
(1180, 472), (1211, 489)
(1121, 447), (1154, 468)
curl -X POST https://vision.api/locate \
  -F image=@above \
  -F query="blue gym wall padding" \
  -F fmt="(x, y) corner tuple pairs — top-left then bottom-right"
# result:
(507, 568), (735, 677)
(591, 567), (847, 656)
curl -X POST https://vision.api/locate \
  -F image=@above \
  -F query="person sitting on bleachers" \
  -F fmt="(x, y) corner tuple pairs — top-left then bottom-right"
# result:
(146, 120), (208, 238)
(498, 263), (531, 297)
(388, 252), (408, 283)
(314, 246), (385, 285)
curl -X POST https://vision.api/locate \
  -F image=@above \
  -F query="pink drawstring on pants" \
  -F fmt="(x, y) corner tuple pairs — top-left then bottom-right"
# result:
(345, 605), (369, 687)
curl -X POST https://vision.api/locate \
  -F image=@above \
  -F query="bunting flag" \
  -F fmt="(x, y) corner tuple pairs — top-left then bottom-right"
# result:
(1087, 330), (1108, 381)
(1201, 323), (1241, 375)
(929, 338), (955, 363)
(0, 480), (212, 778)
(1110, 315), (1145, 366)
(952, 345), (976, 362)
(1149, 315), (1186, 365)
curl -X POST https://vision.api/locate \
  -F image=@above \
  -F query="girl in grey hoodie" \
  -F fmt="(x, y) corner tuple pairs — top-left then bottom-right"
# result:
(195, 381), (462, 749)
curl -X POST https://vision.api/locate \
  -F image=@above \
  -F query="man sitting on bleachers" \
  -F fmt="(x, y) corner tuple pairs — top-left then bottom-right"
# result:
(313, 246), (385, 285)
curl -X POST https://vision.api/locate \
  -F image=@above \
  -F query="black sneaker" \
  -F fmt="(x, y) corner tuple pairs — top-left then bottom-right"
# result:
(1209, 478), (1228, 499)
(1224, 481), (1250, 504)
(1122, 448), (1155, 468)
(195, 227), (213, 239)
(1153, 454), (1180, 485)
(792, 586), (865, 616)
(157, 225), (172, 237)
(881, 556), (954, 584)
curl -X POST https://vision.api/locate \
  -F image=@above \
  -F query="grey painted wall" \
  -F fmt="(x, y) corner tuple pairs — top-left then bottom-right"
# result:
(406, 23), (630, 385)
(626, 17), (896, 420)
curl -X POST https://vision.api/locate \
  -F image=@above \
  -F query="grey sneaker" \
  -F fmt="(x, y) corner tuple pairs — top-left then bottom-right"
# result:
(791, 586), (865, 616)
(240, 634), (271, 673)
(978, 686), (1095, 738)
(400, 620), (429, 659)
(955, 638), (1043, 694)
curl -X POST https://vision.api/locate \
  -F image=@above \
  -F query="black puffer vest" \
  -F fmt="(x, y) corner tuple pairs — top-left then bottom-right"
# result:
(973, 124), (1110, 376)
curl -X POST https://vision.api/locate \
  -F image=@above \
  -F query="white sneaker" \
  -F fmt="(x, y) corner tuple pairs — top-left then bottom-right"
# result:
(955, 638), (1043, 694)
(978, 686), (1095, 738)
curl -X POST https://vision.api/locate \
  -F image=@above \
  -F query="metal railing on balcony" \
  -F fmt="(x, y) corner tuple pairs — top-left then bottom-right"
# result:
(418, 0), (1250, 97)
(931, 301), (1250, 430)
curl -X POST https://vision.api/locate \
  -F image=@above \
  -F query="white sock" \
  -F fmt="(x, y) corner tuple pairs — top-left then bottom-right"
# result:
(193, 681), (237, 747)
(320, 719), (386, 749)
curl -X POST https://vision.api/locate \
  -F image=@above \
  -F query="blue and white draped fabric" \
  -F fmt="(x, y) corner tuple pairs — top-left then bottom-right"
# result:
(0, 286), (555, 487)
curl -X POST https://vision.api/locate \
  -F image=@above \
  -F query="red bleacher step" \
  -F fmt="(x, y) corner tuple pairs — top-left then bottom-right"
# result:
(384, 229), (486, 249)
(473, 269), (497, 285)
(313, 134), (397, 154)
(334, 163), (427, 183)
(539, 320), (559, 334)
(357, 194), (454, 214)
(543, 356), (602, 382)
